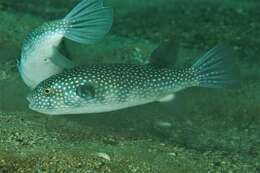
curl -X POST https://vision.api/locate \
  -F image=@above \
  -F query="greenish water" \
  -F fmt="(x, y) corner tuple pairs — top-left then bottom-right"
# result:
(0, 0), (259, 172)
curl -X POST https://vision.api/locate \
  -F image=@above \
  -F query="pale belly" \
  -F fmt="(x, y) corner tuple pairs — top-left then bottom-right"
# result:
(33, 93), (176, 115)
(38, 100), (154, 115)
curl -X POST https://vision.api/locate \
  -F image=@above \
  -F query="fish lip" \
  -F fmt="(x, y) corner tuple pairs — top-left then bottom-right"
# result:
(26, 94), (39, 112)
(26, 96), (32, 103)
(26, 93), (33, 103)
(27, 101), (41, 112)
(27, 94), (35, 110)
(28, 102), (37, 111)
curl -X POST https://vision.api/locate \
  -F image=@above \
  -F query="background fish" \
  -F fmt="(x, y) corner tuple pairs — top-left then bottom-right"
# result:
(17, 0), (113, 89)
(27, 44), (239, 115)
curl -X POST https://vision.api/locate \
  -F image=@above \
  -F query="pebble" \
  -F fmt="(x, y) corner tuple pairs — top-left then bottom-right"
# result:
(96, 153), (111, 161)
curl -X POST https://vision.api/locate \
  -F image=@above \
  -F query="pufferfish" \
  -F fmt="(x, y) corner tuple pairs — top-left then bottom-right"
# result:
(17, 0), (113, 89)
(27, 43), (239, 115)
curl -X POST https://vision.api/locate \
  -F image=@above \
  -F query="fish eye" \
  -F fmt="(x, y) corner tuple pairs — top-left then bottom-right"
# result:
(43, 88), (52, 95)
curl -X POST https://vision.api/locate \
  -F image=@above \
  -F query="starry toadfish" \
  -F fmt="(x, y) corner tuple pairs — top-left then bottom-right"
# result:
(26, 44), (239, 115)
(17, 0), (113, 89)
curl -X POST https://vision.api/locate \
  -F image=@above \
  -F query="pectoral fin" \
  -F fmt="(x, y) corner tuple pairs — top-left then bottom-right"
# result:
(157, 94), (175, 102)
(50, 50), (75, 69)
(64, 0), (113, 44)
(76, 83), (95, 99)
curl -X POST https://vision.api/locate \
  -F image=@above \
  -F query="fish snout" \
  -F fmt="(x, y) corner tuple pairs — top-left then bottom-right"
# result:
(27, 93), (37, 111)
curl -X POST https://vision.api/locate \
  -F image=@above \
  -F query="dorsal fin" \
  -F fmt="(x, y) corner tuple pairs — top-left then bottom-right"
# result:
(76, 83), (95, 99)
(150, 40), (179, 68)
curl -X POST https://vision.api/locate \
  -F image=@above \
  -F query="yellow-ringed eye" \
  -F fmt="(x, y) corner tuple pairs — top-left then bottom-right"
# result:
(44, 88), (52, 95)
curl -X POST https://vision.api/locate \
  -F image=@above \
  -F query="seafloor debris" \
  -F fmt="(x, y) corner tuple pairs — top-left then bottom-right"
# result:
(96, 152), (111, 161)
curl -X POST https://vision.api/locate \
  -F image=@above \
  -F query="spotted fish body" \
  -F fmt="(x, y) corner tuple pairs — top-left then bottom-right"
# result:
(27, 45), (239, 115)
(18, 21), (69, 89)
(28, 64), (197, 114)
(17, 0), (113, 89)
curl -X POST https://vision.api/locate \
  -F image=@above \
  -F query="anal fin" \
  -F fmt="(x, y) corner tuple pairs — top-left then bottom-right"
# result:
(157, 94), (175, 102)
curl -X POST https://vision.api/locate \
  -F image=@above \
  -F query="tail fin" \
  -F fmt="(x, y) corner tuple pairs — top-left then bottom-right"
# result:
(63, 0), (113, 44)
(192, 44), (239, 88)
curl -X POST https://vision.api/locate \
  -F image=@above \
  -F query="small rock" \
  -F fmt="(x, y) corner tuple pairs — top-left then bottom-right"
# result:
(96, 152), (111, 161)
(168, 152), (177, 157)
(155, 121), (172, 128)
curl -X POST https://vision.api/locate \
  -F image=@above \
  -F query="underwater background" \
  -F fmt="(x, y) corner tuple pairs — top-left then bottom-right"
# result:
(0, 0), (259, 172)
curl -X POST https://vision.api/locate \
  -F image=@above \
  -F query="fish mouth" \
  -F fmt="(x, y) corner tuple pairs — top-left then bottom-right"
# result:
(26, 99), (50, 115)
(26, 94), (58, 115)
(26, 94), (35, 110)
(26, 95), (39, 112)
(26, 94), (40, 112)
(28, 102), (39, 112)
(28, 102), (35, 110)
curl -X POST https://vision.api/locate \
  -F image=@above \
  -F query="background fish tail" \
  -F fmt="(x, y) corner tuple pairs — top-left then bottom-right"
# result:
(191, 44), (240, 89)
(63, 0), (113, 44)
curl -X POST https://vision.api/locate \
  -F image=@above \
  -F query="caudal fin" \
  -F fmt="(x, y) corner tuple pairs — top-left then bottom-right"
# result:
(63, 0), (113, 44)
(192, 44), (240, 88)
